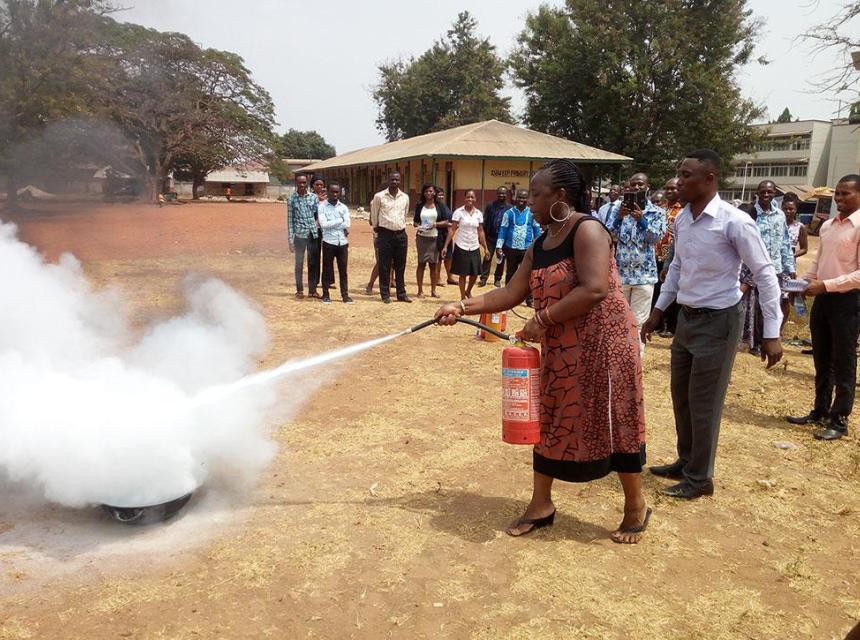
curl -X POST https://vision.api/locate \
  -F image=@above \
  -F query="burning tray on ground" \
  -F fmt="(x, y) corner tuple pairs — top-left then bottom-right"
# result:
(101, 492), (194, 525)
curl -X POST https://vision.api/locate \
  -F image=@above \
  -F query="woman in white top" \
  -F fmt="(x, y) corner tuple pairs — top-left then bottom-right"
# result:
(442, 189), (489, 299)
(413, 183), (447, 298)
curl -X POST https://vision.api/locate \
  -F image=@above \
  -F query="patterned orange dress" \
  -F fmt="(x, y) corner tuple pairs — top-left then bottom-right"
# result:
(530, 216), (646, 481)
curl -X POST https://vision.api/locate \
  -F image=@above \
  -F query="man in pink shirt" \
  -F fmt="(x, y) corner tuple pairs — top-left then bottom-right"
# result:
(788, 174), (860, 440)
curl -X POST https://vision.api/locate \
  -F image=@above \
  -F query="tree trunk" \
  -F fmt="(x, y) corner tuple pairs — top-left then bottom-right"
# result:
(144, 173), (159, 203)
(192, 173), (203, 200)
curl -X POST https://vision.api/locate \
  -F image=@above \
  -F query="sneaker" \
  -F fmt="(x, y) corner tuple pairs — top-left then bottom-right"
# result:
(493, 280), (502, 287)
(322, 294), (332, 304)
(295, 291), (304, 299)
(478, 279), (488, 287)
(343, 295), (354, 304)
(382, 297), (391, 304)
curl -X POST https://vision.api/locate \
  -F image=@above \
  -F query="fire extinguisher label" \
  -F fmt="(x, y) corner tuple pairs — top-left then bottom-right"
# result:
(502, 368), (541, 422)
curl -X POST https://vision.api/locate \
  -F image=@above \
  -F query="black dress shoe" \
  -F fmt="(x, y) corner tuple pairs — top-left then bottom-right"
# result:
(660, 480), (714, 499)
(649, 461), (685, 480)
(381, 297), (391, 304)
(813, 416), (847, 441)
(397, 295), (413, 303)
(786, 410), (826, 425)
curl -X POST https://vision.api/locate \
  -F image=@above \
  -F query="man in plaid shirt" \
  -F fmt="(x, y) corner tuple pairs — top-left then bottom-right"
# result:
(288, 174), (321, 298)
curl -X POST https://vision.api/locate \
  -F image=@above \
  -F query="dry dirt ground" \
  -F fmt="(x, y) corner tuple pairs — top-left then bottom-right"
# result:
(0, 201), (857, 640)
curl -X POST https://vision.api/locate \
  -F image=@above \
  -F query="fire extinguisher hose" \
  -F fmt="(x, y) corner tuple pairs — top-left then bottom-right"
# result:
(406, 317), (512, 341)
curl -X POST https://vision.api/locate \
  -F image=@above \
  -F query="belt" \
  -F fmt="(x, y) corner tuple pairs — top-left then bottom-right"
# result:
(376, 227), (406, 233)
(681, 303), (739, 317)
(681, 305), (719, 316)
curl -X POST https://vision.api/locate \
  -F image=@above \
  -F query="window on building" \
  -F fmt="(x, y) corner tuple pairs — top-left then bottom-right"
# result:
(789, 164), (808, 177)
(752, 165), (770, 177)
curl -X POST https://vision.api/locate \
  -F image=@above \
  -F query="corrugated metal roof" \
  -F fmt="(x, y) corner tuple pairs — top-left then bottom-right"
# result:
(776, 183), (816, 198)
(303, 120), (631, 172)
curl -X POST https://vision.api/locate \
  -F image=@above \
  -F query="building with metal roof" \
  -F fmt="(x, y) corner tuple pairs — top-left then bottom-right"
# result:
(301, 119), (631, 209)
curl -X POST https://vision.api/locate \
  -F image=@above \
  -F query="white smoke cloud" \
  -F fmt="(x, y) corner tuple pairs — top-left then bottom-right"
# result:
(0, 222), (281, 509)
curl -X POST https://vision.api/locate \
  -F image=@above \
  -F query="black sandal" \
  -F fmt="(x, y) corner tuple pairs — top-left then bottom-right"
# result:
(505, 510), (556, 537)
(611, 507), (652, 544)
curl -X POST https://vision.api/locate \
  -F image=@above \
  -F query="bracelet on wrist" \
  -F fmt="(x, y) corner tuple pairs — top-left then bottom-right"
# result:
(459, 300), (466, 314)
(534, 313), (547, 329)
(544, 306), (557, 326)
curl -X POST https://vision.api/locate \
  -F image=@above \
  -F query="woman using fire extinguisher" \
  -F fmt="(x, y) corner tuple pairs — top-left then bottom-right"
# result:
(435, 159), (649, 543)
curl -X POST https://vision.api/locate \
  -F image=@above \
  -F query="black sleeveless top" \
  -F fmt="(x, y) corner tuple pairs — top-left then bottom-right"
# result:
(532, 216), (607, 270)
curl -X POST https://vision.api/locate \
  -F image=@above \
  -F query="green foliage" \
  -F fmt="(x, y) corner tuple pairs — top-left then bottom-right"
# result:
(100, 22), (276, 199)
(276, 129), (335, 160)
(372, 11), (512, 141)
(509, 0), (765, 183)
(775, 107), (794, 123)
(0, 0), (113, 206)
(0, 1), (276, 203)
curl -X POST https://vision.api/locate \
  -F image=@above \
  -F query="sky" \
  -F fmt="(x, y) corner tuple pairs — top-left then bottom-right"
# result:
(117, 0), (851, 155)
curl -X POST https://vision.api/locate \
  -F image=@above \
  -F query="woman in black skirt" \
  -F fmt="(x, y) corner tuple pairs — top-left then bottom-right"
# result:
(442, 190), (489, 299)
(413, 183), (448, 298)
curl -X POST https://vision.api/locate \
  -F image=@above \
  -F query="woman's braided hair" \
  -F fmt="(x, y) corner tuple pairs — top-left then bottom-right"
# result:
(538, 159), (590, 214)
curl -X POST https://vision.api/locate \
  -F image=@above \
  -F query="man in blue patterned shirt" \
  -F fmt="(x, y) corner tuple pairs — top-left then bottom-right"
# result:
(496, 189), (542, 285)
(608, 173), (667, 355)
(287, 174), (320, 299)
(747, 180), (796, 347)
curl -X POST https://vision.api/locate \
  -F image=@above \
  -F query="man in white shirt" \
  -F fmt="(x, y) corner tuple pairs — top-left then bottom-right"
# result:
(318, 183), (353, 304)
(642, 149), (783, 500)
(596, 184), (620, 225)
(370, 172), (412, 303)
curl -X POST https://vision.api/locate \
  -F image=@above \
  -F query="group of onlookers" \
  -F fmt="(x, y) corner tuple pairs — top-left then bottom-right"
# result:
(288, 165), (860, 453)
(286, 152), (860, 543)
(288, 172), (544, 304)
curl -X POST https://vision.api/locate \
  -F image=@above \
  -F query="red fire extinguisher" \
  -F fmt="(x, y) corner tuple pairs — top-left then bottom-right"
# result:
(406, 317), (541, 445)
(501, 344), (541, 444)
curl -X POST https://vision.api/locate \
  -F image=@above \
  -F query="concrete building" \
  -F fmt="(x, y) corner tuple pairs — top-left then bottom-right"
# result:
(723, 118), (860, 220)
(301, 120), (631, 209)
(722, 120), (833, 202)
(202, 166), (270, 199)
(826, 119), (860, 186)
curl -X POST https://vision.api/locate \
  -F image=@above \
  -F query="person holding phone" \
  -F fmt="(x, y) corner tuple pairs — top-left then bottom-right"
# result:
(609, 172), (666, 356)
(413, 183), (447, 298)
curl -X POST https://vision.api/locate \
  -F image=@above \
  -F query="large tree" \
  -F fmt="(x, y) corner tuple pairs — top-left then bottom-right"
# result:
(276, 129), (335, 160)
(101, 23), (275, 201)
(169, 50), (276, 199)
(0, 0), (113, 209)
(509, 0), (764, 182)
(372, 11), (512, 141)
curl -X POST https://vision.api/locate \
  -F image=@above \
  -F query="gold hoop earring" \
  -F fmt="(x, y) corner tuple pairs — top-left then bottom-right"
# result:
(550, 200), (571, 223)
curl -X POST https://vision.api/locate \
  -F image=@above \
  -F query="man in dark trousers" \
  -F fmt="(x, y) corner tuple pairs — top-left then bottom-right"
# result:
(370, 172), (411, 303)
(788, 174), (860, 440)
(480, 186), (510, 287)
(642, 149), (783, 499)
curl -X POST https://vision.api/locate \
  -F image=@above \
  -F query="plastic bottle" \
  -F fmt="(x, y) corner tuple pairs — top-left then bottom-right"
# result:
(793, 295), (807, 316)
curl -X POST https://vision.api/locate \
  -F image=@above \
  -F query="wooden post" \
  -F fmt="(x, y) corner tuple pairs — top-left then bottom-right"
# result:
(480, 159), (486, 209)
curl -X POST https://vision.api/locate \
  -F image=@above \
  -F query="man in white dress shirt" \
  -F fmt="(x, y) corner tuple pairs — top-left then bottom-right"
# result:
(642, 149), (783, 500)
(596, 184), (620, 225)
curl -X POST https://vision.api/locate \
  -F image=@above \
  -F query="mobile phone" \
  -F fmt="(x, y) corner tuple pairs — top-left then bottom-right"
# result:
(635, 191), (648, 209)
(623, 192), (636, 208)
